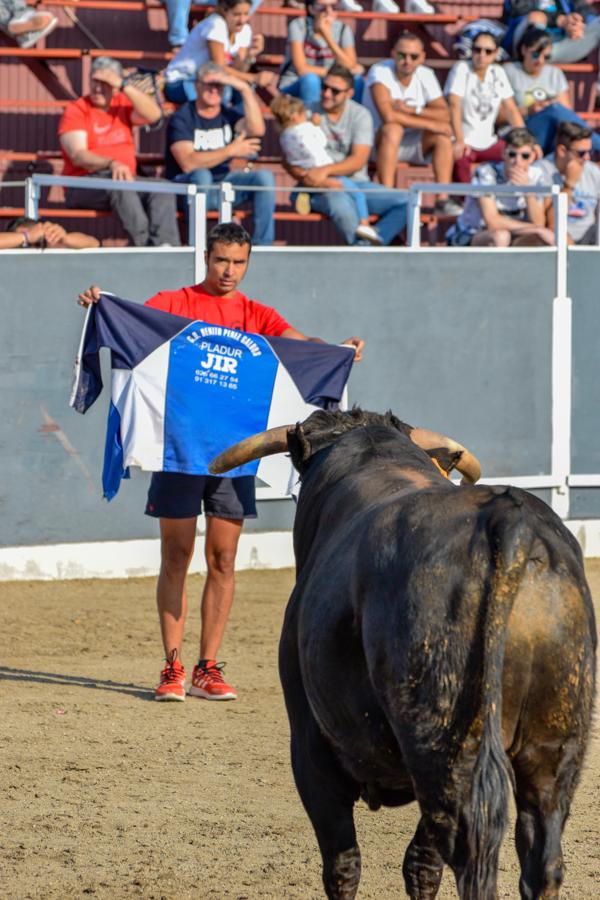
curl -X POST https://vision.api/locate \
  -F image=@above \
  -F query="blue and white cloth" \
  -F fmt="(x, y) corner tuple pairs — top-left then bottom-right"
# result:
(71, 293), (354, 499)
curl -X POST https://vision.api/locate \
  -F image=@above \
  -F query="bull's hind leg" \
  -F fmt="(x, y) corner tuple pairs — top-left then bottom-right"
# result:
(513, 741), (583, 900)
(402, 817), (444, 899)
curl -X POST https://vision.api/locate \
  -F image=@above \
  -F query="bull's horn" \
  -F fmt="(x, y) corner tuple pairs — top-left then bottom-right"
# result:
(209, 424), (292, 474)
(409, 427), (481, 484)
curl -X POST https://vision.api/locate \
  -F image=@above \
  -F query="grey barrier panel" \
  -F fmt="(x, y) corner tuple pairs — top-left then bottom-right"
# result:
(567, 250), (600, 518)
(0, 248), (580, 547)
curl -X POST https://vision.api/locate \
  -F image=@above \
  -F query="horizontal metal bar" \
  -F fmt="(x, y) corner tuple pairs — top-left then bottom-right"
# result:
(0, 181), (27, 189)
(568, 475), (600, 487)
(31, 174), (197, 196)
(409, 182), (559, 197)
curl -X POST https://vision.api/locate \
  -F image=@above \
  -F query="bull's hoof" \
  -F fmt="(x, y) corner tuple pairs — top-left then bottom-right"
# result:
(323, 846), (361, 899)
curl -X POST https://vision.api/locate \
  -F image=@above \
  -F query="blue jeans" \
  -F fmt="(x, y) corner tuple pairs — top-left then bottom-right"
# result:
(309, 181), (407, 245)
(164, 0), (191, 48)
(526, 102), (600, 155)
(164, 79), (197, 104)
(174, 167), (275, 245)
(280, 72), (364, 106)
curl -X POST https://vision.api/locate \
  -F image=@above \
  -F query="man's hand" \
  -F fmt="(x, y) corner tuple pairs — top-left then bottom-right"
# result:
(92, 66), (123, 90)
(565, 12), (584, 39)
(229, 130), (262, 159)
(23, 221), (46, 245)
(427, 121), (453, 137)
(342, 336), (364, 362)
(78, 284), (102, 308)
(301, 166), (331, 188)
(110, 160), (134, 181)
(507, 165), (530, 186)
(453, 139), (466, 160)
(43, 222), (68, 246)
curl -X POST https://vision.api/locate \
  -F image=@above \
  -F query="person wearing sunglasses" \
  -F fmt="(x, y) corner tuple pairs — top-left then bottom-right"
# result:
(281, 63), (408, 245)
(447, 127), (554, 246)
(446, 29), (524, 183)
(278, 0), (364, 107)
(165, 61), (276, 245)
(363, 32), (461, 216)
(505, 26), (600, 156)
(502, 0), (600, 72)
(534, 120), (600, 243)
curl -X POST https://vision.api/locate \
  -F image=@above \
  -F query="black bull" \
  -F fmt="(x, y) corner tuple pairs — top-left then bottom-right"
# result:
(210, 409), (597, 900)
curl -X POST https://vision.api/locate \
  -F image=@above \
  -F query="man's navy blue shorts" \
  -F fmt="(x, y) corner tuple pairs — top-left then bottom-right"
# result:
(145, 472), (257, 520)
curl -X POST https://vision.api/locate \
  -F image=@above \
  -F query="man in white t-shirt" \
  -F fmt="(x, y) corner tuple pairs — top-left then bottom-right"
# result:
(364, 31), (461, 216)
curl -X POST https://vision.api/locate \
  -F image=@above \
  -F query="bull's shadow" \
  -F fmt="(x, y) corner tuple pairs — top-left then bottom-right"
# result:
(0, 666), (153, 700)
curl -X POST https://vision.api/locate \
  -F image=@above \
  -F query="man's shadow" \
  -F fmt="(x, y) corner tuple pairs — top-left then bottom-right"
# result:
(0, 666), (154, 701)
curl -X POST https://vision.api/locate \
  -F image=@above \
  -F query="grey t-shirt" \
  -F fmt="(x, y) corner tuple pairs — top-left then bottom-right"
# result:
(309, 98), (373, 182)
(534, 154), (600, 243)
(279, 16), (354, 89)
(503, 61), (568, 109)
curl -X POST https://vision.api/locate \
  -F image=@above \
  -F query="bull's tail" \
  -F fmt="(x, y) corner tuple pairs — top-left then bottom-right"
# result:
(458, 490), (533, 900)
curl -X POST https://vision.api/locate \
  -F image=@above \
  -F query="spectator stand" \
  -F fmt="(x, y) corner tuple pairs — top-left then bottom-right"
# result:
(1, 1), (600, 244)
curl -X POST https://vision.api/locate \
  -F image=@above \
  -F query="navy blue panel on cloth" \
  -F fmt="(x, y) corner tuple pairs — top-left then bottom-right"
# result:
(71, 292), (192, 414)
(266, 335), (355, 407)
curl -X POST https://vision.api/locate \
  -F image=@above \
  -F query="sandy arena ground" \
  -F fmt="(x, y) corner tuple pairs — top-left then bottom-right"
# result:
(1, 562), (599, 899)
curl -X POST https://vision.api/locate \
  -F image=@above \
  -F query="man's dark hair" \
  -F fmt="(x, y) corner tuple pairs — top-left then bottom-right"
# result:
(555, 120), (592, 149)
(505, 127), (536, 148)
(217, 0), (249, 11)
(396, 31), (424, 48)
(326, 62), (354, 89)
(6, 216), (38, 232)
(517, 25), (551, 60)
(206, 222), (252, 256)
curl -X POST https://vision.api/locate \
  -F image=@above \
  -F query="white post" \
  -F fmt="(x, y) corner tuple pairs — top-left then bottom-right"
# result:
(24, 178), (40, 219)
(551, 189), (571, 519)
(408, 189), (422, 249)
(188, 188), (206, 284)
(219, 182), (235, 223)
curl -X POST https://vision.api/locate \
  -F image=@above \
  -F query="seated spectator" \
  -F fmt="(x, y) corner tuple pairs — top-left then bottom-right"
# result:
(164, 0), (275, 105)
(0, 217), (99, 249)
(535, 120), (600, 243)
(271, 94), (382, 243)
(281, 63), (407, 245)
(363, 32), (461, 216)
(166, 62), (275, 245)
(446, 126), (554, 246)
(446, 30), (524, 183)
(502, 0), (600, 71)
(0, 0), (57, 48)
(58, 57), (180, 248)
(505, 26), (600, 155)
(278, 0), (364, 106)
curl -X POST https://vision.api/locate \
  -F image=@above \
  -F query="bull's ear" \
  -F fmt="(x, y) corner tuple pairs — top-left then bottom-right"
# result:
(427, 448), (463, 475)
(287, 422), (313, 468)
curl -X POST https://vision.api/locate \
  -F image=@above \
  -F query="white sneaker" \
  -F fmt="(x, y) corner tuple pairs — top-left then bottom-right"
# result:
(16, 14), (58, 48)
(374, 0), (400, 11)
(355, 223), (384, 244)
(405, 0), (436, 13)
(338, 0), (364, 10)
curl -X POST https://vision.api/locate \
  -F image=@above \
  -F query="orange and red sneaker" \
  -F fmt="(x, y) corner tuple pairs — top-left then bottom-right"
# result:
(155, 650), (186, 702)
(189, 659), (237, 701)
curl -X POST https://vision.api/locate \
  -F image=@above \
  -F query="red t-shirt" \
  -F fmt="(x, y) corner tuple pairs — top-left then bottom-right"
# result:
(145, 284), (292, 337)
(58, 95), (136, 177)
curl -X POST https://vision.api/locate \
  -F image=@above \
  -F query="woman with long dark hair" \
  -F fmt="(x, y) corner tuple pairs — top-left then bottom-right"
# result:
(446, 29), (524, 182)
(278, 0), (363, 106)
(504, 25), (600, 155)
(164, 0), (274, 104)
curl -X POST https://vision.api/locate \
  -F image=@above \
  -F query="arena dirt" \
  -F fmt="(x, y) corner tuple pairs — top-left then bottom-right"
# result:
(1, 562), (599, 899)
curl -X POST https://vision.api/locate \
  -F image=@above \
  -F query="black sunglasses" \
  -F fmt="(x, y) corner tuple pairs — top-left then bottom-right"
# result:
(570, 147), (591, 159)
(321, 81), (347, 96)
(472, 46), (495, 55)
(507, 149), (532, 160)
(396, 51), (420, 62)
(531, 47), (552, 60)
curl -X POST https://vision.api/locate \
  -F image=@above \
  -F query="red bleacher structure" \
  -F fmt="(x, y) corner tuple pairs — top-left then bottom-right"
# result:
(1, 0), (598, 245)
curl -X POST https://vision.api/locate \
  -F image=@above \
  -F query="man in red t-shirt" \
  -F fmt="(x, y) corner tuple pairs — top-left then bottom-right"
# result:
(59, 56), (180, 247)
(78, 223), (364, 703)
